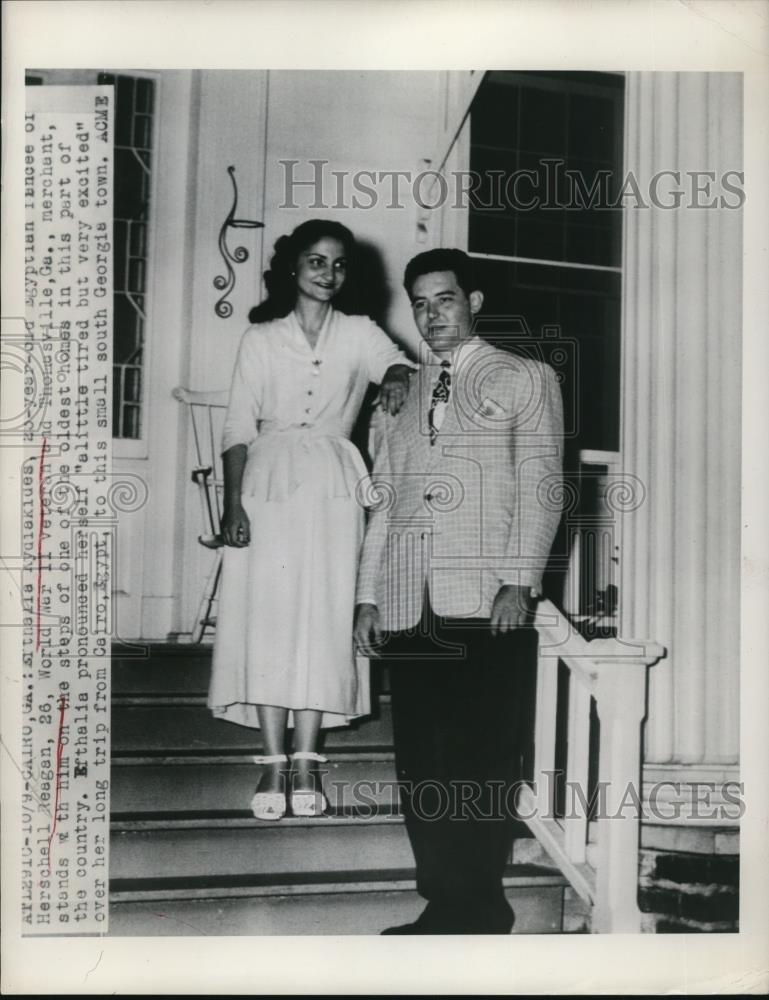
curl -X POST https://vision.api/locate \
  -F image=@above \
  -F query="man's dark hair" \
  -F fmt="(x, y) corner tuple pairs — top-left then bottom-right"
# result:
(403, 248), (479, 299)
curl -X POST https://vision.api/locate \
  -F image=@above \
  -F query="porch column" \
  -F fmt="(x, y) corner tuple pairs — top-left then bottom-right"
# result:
(620, 72), (742, 766)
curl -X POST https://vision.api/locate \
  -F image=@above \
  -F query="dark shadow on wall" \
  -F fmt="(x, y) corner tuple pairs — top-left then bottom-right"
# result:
(350, 239), (400, 468)
(353, 239), (392, 330)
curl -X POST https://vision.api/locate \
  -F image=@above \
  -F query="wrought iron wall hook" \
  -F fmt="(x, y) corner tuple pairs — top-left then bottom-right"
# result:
(213, 165), (264, 318)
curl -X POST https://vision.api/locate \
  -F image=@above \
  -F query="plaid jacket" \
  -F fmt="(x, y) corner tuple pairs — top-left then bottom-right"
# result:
(356, 341), (564, 630)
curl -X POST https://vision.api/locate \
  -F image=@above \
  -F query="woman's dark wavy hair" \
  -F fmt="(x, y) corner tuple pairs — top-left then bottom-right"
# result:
(248, 219), (358, 323)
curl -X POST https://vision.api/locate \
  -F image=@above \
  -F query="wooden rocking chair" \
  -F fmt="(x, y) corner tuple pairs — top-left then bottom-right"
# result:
(173, 386), (229, 643)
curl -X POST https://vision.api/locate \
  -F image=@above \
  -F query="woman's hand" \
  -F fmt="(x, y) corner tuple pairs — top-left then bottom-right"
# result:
(221, 503), (251, 547)
(380, 363), (412, 415)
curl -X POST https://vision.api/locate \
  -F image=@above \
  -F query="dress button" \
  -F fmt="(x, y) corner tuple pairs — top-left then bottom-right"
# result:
(307, 390), (313, 396)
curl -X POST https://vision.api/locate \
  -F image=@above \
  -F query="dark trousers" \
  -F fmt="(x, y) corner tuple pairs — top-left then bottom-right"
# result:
(382, 598), (533, 930)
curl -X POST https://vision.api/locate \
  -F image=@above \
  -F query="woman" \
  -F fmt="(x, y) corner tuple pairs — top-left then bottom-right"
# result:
(208, 220), (414, 820)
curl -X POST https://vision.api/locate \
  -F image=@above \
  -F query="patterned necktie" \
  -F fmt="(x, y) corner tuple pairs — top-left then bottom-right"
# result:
(428, 362), (452, 445)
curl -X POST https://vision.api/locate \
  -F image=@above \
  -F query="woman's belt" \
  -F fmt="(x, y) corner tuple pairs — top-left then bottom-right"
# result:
(242, 426), (368, 502)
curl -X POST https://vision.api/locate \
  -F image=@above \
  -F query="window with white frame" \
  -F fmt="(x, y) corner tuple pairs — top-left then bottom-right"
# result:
(468, 70), (624, 454)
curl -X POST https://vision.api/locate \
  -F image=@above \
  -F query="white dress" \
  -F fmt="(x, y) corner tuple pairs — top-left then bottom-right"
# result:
(208, 308), (412, 729)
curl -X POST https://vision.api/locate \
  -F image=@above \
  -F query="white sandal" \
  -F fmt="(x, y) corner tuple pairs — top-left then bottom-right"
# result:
(290, 752), (329, 817)
(250, 754), (289, 821)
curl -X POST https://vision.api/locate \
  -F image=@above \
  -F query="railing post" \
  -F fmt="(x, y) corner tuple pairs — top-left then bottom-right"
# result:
(592, 662), (648, 933)
(533, 644), (559, 822)
(563, 676), (592, 864)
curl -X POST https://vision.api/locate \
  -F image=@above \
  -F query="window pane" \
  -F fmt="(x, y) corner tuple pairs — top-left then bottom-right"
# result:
(564, 221), (615, 267)
(518, 85), (567, 155)
(516, 211), (567, 260)
(569, 93), (617, 162)
(133, 113), (152, 150)
(469, 145), (518, 209)
(468, 215), (516, 257)
(129, 221), (147, 257)
(114, 75), (135, 147)
(469, 72), (624, 454)
(136, 77), (154, 115)
(567, 158), (620, 204)
(128, 257), (146, 294)
(114, 219), (128, 289)
(471, 80), (519, 150)
(124, 365), (142, 403)
(122, 404), (142, 440)
(114, 148), (148, 220)
(112, 368), (123, 436)
(114, 295), (140, 364)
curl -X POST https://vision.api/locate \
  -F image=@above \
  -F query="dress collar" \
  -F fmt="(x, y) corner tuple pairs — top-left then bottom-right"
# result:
(289, 305), (335, 356)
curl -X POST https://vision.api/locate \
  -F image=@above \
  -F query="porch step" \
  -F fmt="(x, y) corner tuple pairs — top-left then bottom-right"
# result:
(111, 648), (389, 697)
(111, 812), (414, 881)
(108, 866), (568, 936)
(112, 653), (210, 695)
(111, 756), (399, 813)
(111, 702), (394, 754)
(111, 810), (537, 881)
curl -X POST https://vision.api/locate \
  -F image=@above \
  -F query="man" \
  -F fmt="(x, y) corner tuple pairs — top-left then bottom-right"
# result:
(354, 248), (564, 935)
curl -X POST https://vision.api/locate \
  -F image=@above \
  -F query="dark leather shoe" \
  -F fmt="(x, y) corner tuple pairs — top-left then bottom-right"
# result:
(381, 903), (455, 935)
(381, 902), (514, 935)
(380, 921), (434, 935)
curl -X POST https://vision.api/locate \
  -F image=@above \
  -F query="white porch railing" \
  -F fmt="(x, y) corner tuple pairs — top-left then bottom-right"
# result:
(516, 599), (665, 932)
